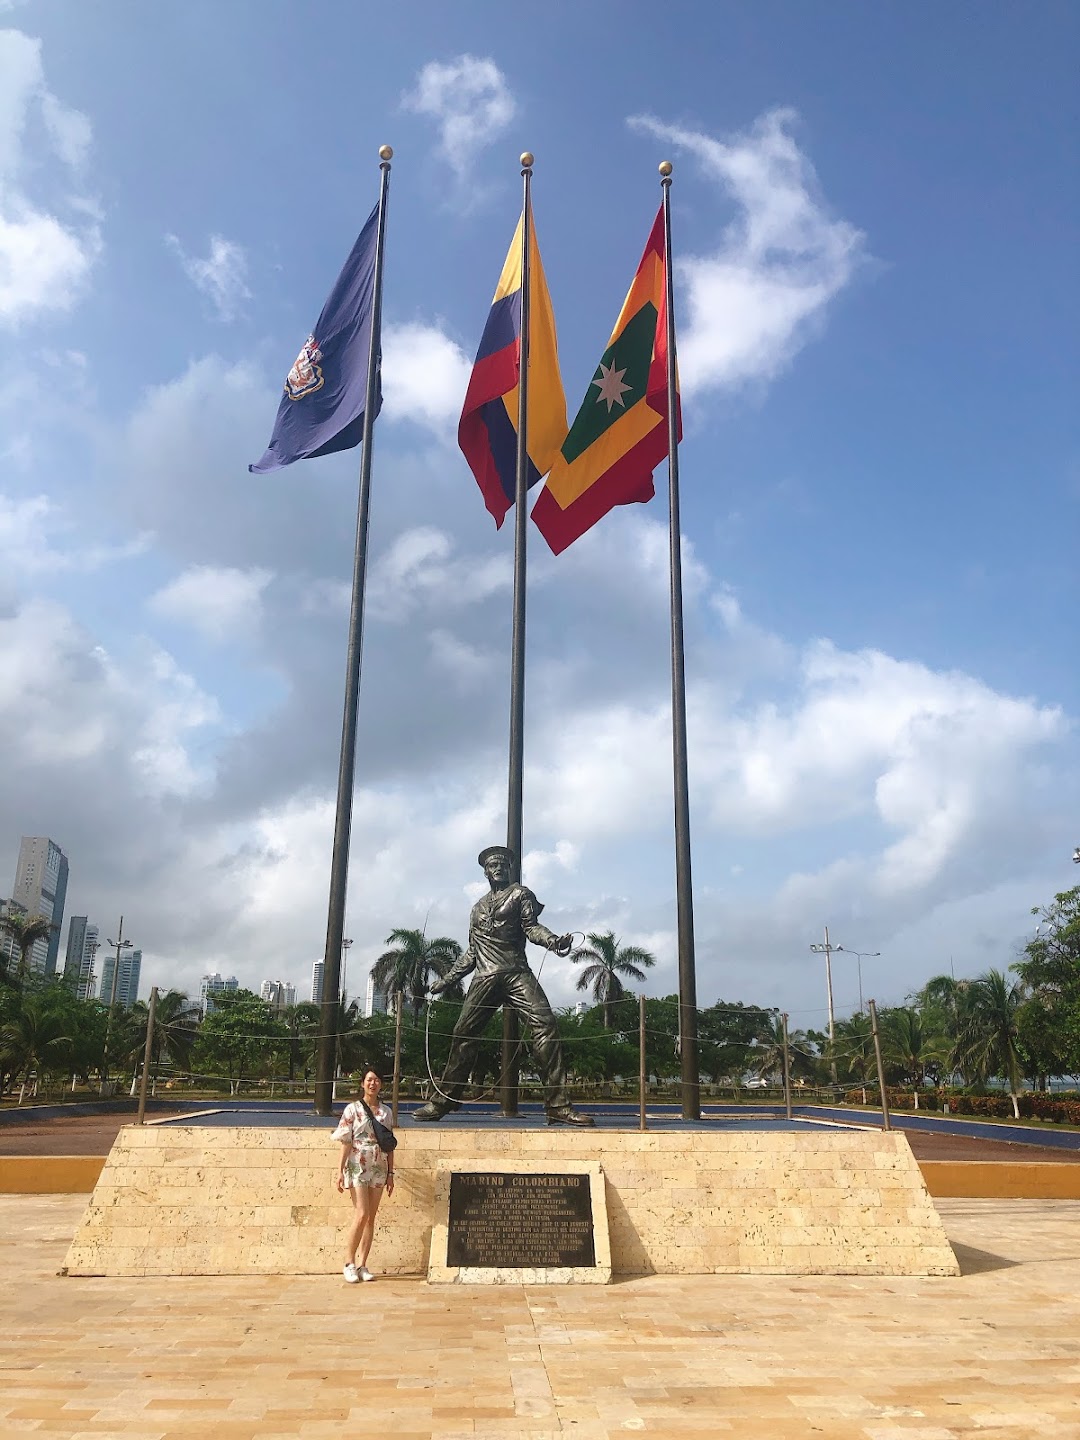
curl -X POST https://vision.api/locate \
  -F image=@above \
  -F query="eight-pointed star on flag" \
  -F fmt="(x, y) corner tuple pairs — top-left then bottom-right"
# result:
(591, 358), (632, 412)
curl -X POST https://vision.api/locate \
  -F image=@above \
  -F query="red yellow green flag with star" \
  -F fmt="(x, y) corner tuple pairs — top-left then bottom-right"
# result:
(531, 205), (681, 554)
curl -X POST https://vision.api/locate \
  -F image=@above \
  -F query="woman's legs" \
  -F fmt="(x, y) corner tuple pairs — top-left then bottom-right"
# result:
(344, 1183), (367, 1266)
(355, 1181), (384, 1268)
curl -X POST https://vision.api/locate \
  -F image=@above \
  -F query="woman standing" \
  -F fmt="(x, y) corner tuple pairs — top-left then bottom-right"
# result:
(332, 1067), (395, 1282)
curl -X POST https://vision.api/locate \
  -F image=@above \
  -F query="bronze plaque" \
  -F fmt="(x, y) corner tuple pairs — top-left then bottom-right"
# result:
(446, 1171), (596, 1269)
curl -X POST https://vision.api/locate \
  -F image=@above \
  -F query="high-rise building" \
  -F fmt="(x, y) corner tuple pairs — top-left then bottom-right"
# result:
(200, 972), (238, 1017)
(364, 971), (388, 1019)
(11, 837), (69, 977)
(310, 959), (325, 1005)
(260, 979), (295, 1012)
(63, 917), (100, 1001)
(97, 947), (141, 1010)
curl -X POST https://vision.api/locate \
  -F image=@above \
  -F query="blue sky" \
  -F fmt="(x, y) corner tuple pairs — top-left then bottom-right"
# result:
(1, 0), (1077, 1030)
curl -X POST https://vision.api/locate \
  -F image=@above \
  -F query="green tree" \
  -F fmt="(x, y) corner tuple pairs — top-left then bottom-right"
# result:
(118, 991), (198, 1085)
(370, 928), (463, 1025)
(697, 1001), (775, 1083)
(832, 1011), (876, 1096)
(190, 990), (287, 1092)
(1013, 886), (1080, 1081)
(747, 1013), (818, 1086)
(0, 991), (74, 1098)
(882, 1006), (951, 1093)
(954, 969), (1025, 1118)
(556, 1007), (637, 1084)
(281, 1001), (320, 1082)
(569, 931), (656, 1029)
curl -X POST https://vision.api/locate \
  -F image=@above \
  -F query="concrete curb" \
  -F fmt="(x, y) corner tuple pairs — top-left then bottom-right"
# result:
(4, 1155), (1080, 1200)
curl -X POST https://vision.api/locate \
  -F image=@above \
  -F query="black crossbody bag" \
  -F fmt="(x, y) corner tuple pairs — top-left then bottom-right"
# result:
(359, 1099), (398, 1152)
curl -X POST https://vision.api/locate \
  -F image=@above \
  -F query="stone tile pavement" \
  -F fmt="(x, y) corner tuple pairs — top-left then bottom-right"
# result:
(3, 1195), (1079, 1439)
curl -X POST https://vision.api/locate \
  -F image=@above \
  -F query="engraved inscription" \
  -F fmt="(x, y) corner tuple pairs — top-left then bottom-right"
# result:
(446, 1172), (596, 1269)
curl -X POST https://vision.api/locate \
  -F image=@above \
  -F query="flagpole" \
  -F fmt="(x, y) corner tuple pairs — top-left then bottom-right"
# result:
(660, 159), (700, 1121)
(501, 151), (534, 1117)
(314, 144), (393, 1117)
(507, 152), (533, 881)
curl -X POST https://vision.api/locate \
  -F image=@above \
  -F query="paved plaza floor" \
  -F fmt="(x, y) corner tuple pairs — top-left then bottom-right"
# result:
(3, 1195), (1079, 1438)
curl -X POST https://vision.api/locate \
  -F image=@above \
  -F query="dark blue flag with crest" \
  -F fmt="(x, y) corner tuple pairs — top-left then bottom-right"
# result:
(249, 205), (382, 474)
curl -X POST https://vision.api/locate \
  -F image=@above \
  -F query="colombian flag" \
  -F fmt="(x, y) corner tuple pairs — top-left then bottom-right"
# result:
(458, 209), (567, 527)
(532, 207), (680, 555)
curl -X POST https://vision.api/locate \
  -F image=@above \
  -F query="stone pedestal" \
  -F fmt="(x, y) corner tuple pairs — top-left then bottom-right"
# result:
(64, 1124), (959, 1277)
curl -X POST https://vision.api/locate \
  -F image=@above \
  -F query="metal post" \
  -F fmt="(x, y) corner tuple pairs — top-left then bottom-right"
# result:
(101, 917), (130, 1092)
(502, 153), (534, 1118)
(868, 998), (891, 1131)
(315, 146), (393, 1116)
(639, 993), (647, 1132)
(137, 986), (158, 1125)
(782, 1012), (793, 1121)
(823, 925), (836, 1082)
(391, 991), (403, 1126)
(500, 1008), (520, 1117)
(659, 161), (699, 1121)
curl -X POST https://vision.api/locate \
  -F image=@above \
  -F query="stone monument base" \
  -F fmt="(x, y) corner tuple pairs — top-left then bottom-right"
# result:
(63, 1124), (959, 1278)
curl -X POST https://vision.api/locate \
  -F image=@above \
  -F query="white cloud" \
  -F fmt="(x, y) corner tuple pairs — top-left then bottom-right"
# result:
(367, 525), (511, 619)
(404, 55), (515, 182)
(382, 321), (471, 435)
(148, 564), (273, 643)
(0, 594), (219, 792)
(0, 28), (100, 325)
(166, 233), (251, 322)
(0, 492), (151, 574)
(629, 108), (864, 396)
(532, 628), (1065, 909)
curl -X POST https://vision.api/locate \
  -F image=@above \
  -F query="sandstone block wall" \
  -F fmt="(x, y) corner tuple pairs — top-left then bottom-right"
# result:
(64, 1124), (959, 1277)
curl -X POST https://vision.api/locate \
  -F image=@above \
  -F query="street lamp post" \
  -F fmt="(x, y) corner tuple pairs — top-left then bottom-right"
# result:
(809, 927), (837, 1079)
(834, 947), (881, 1016)
(341, 938), (353, 1003)
(101, 916), (134, 1091)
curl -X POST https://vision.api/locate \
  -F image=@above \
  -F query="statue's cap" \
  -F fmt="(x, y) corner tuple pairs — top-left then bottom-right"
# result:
(478, 845), (516, 869)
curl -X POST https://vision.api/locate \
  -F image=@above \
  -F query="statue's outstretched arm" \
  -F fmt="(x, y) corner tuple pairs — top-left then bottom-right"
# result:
(430, 948), (475, 994)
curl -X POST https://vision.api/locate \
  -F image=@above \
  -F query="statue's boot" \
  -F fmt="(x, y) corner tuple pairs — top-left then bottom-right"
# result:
(412, 1098), (460, 1122)
(546, 1106), (595, 1127)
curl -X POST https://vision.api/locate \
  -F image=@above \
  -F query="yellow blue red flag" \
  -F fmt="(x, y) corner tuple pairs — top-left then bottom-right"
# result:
(458, 208), (567, 527)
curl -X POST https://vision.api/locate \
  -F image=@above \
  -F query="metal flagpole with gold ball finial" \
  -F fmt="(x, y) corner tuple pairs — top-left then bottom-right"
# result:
(500, 151), (535, 1117)
(659, 159), (700, 1120)
(314, 144), (394, 1117)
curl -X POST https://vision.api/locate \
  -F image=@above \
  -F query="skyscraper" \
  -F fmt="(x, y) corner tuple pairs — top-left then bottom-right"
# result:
(64, 917), (100, 1001)
(310, 959), (325, 1005)
(98, 947), (141, 1010)
(11, 837), (69, 977)
(260, 979), (296, 1012)
(364, 971), (388, 1019)
(200, 972), (238, 1017)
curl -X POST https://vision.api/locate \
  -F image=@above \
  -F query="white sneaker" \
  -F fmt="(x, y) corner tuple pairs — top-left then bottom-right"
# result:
(343, 1263), (360, 1284)
(359, 1265), (375, 1282)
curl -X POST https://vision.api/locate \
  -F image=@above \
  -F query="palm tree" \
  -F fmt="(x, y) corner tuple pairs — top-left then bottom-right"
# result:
(569, 931), (656, 1028)
(371, 928), (463, 1024)
(120, 991), (198, 1084)
(747, 1013), (817, 1086)
(0, 912), (56, 985)
(883, 1006), (952, 1099)
(0, 993), (74, 1099)
(281, 1001), (320, 1081)
(954, 968), (1024, 1118)
(832, 1011), (875, 1099)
